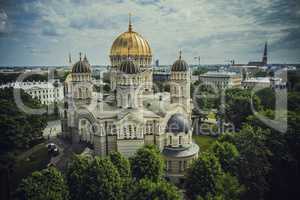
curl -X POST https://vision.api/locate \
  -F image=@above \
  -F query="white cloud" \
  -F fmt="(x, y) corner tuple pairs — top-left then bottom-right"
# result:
(1, 0), (300, 65)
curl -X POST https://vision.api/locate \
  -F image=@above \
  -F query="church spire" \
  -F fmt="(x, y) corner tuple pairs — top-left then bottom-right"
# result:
(262, 41), (268, 65)
(68, 52), (72, 64)
(128, 13), (132, 32)
(179, 49), (182, 60)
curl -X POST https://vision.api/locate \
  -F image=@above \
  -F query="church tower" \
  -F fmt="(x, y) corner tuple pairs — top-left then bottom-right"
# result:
(110, 14), (152, 93)
(116, 58), (143, 109)
(262, 41), (268, 65)
(170, 51), (191, 113)
(70, 53), (93, 106)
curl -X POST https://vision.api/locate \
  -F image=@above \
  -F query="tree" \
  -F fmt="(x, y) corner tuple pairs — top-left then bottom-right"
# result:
(0, 88), (47, 155)
(129, 179), (182, 200)
(84, 156), (122, 200)
(185, 153), (223, 199)
(255, 88), (276, 110)
(218, 173), (245, 200)
(109, 151), (131, 179)
(210, 141), (240, 175)
(17, 167), (69, 200)
(131, 145), (164, 182)
(108, 151), (132, 200)
(220, 125), (272, 200)
(66, 155), (91, 200)
(225, 88), (261, 130)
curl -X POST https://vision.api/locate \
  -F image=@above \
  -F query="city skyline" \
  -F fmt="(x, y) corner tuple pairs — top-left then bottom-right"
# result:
(0, 0), (300, 66)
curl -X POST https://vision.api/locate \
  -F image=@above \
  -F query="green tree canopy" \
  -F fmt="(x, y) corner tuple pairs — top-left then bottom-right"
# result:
(131, 145), (164, 182)
(66, 154), (91, 200)
(17, 167), (69, 200)
(129, 179), (182, 200)
(185, 153), (223, 199)
(210, 141), (240, 175)
(84, 156), (122, 200)
(225, 88), (261, 129)
(109, 151), (131, 179)
(220, 125), (272, 200)
(0, 88), (47, 155)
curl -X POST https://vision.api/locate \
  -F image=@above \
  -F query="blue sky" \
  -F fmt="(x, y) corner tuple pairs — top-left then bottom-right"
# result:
(0, 0), (300, 66)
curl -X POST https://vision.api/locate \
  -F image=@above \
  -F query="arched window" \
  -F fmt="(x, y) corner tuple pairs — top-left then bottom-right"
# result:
(128, 94), (131, 108)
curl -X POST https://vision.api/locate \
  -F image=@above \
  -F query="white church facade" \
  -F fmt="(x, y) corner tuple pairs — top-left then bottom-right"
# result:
(61, 18), (199, 182)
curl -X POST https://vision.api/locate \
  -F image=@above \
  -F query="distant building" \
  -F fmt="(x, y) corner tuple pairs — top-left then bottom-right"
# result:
(155, 59), (159, 67)
(242, 77), (286, 89)
(199, 70), (241, 89)
(248, 42), (268, 66)
(0, 80), (64, 105)
(153, 66), (170, 81)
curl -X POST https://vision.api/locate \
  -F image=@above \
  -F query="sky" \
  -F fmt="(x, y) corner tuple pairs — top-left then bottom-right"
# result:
(0, 0), (300, 66)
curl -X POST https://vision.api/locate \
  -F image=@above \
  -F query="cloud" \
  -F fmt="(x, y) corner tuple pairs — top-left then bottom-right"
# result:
(0, 9), (8, 33)
(0, 0), (300, 65)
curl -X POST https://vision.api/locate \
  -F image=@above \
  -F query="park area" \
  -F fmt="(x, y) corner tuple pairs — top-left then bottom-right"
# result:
(193, 135), (217, 152)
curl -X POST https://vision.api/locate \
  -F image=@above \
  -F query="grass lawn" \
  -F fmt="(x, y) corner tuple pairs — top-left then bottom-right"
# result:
(193, 135), (217, 152)
(207, 112), (216, 120)
(11, 143), (50, 193)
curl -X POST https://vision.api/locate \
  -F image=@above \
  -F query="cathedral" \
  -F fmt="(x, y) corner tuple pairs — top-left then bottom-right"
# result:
(61, 17), (199, 182)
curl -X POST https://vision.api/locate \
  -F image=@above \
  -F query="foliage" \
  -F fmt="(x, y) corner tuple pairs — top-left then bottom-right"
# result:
(218, 173), (245, 200)
(192, 83), (220, 110)
(210, 141), (240, 175)
(193, 68), (209, 75)
(109, 151), (131, 179)
(0, 88), (47, 155)
(288, 92), (300, 113)
(246, 109), (300, 200)
(287, 69), (300, 92)
(225, 88), (261, 130)
(129, 179), (182, 200)
(193, 135), (217, 152)
(220, 125), (272, 200)
(17, 167), (69, 200)
(84, 156), (123, 200)
(131, 145), (164, 182)
(255, 88), (276, 110)
(66, 155), (91, 200)
(0, 73), (48, 84)
(185, 153), (223, 199)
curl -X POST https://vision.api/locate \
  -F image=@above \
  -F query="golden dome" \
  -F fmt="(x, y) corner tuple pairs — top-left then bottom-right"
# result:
(110, 16), (152, 57)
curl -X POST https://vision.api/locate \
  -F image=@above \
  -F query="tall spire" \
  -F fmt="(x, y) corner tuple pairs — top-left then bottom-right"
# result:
(179, 49), (182, 60)
(128, 13), (132, 32)
(68, 52), (72, 64)
(262, 41), (268, 65)
(79, 52), (82, 61)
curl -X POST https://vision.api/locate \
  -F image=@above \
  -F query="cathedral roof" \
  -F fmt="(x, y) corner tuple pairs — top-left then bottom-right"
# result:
(165, 113), (190, 134)
(162, 143), (199, 158)
(72, 55), (91, 73)
(110, 14), (151, 57)
(171, 51), (188, 72)
(119, 59), (140, 74)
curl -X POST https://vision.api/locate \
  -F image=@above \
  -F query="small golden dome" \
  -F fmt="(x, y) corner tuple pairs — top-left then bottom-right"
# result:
(110, 15), (152, 57)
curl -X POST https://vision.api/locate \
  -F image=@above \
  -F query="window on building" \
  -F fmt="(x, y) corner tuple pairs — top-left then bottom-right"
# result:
(179, 161), (183, 172)
(179, 136), (182, 145)
(183, 160), (187, 170)
(169, 136), (172, 145)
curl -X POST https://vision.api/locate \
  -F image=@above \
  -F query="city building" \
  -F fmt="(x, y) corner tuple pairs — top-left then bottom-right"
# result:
(242, 77), (286, 89)
(61, 18), (199, 183)
(153, 66), (170, 81)
(199, 70), (241, 89)
(0, 80), (64, 105)
(248, 42), (268, 66)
